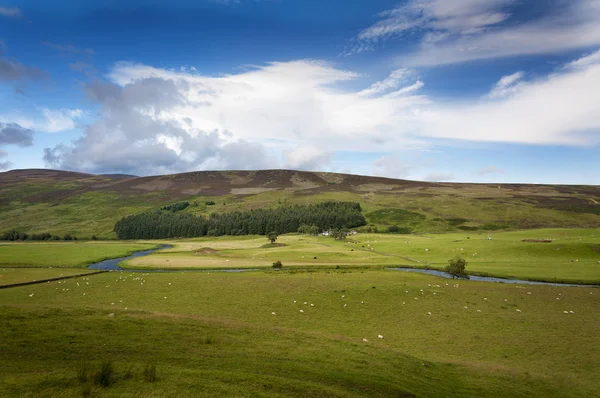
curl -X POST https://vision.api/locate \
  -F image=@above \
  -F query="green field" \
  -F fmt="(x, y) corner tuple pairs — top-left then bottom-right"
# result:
(1, 267), (599, 397)
(123, 229), (600, 284)
(0, 268), (99, 286)
(0, 242), (157, 268)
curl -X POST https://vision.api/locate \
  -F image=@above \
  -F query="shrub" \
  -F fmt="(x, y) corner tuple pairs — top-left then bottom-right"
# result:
(272, 260), (283, 269)
(205, 200), (216, 206)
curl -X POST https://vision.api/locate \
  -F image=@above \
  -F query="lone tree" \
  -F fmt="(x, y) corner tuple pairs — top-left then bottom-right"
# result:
(272, 260), (282, 269)
(445, 256), (469, 279)
(267, 231), (278, 244)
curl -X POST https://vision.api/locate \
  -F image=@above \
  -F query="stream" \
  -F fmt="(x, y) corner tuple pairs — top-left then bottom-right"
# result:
(87, 245), (598, 286)
(87, 245), (257, 273)
(387, 267), (599, 287)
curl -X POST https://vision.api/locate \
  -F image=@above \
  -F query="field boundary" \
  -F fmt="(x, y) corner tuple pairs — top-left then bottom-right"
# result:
(0, 270), (108, 289)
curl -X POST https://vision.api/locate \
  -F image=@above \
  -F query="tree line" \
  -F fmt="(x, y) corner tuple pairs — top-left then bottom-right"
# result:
(114, 201), (366, 239)
(0, 230), (78, 241)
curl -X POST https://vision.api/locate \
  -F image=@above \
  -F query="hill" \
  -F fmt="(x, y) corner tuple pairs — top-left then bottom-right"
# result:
(1, 168), (599, 238)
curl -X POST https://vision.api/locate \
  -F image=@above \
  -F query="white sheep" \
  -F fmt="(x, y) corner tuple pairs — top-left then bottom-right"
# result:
(378, 334), (384, 339)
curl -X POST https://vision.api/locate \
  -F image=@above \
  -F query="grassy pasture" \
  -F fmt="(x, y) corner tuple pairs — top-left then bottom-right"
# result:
(125, 229), (600, 284)
(0, 242), (157, 268)
(1, 268), (599, 397)
(0, 268), (97, 286)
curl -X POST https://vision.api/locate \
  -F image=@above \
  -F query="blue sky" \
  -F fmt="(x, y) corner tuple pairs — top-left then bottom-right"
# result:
(1, 0), (600, 183)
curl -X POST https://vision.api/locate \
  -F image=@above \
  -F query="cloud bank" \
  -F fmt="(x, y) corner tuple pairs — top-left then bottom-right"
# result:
(44, 50), (600, 175)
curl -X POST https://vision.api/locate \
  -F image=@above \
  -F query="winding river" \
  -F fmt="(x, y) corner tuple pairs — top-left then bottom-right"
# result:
(87, 245), (257, 273)
(87, 245), (598, 286)
(387, 267), (599, 287)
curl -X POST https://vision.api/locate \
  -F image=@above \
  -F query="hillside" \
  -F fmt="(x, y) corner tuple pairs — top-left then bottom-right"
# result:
(1, 169), (599, 238)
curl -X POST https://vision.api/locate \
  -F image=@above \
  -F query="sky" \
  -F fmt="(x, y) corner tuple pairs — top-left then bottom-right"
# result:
(1, 0), (599, 184)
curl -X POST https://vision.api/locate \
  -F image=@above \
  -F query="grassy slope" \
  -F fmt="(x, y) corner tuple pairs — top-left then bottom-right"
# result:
(1, 269), (598, 397)
(123, 229), (600, 283)
(1, 169), (599, 238)
(0, 242), (156, 268)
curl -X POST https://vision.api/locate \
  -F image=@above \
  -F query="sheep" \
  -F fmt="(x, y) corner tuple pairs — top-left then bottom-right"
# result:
(427, 312), (432, 315)
(271, 312), (276, 315)
(300, 310), (304, 313)
(516, 309), (521, 313)
(28, 293), (34, 297)
(378, 334), (384, 339)
(108, 313), (114, 317)
(362, 338), (369, 342)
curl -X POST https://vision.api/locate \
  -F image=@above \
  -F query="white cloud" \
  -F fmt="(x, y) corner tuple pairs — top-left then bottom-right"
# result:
(359, 68), (412, 96)
(285, 146), (332, 170)
(44, 51), (600, 175)
(566, 49), (600, 69)
(487, 71), (524, 99)
(40, 108), (83, 133)
(372, 156), (414, 179)
(350, 0), (600, 67)
(349, 0), (514, 54)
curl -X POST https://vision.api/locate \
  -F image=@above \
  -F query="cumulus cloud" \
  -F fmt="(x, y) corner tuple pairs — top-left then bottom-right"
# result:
(0, 122), (34, 170)
(40, 108), (84, 133)
(372, 156), (414, 179)
(285, 146), (332, 170)
(0, 122), (34, 147)
(44, 50), (600, 175)
(349, 0), (600, 67)
(44, 78), (279, 175)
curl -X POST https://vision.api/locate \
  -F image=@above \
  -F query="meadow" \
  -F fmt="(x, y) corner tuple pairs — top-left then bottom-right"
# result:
(125, 228), (600, 284)
(1, 267), (599, 397)
(1, 229), (599, 396)
(0, 242), (157, 268)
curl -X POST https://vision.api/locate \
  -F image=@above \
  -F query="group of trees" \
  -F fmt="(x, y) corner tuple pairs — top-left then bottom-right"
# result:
(1, 230), (77, 241)
(160, 201), (190, 212)
(114, 201), (367, 239)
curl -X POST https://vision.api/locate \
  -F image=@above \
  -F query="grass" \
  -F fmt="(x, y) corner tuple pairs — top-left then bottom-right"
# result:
(0, 242), (157, 268)
(0, 268), (98, 286)
(122, 229), (600, 284)
(1, 268), (599, 396)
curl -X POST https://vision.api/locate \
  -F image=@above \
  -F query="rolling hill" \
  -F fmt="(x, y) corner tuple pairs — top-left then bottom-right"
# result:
(1, 168), (599, 238)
